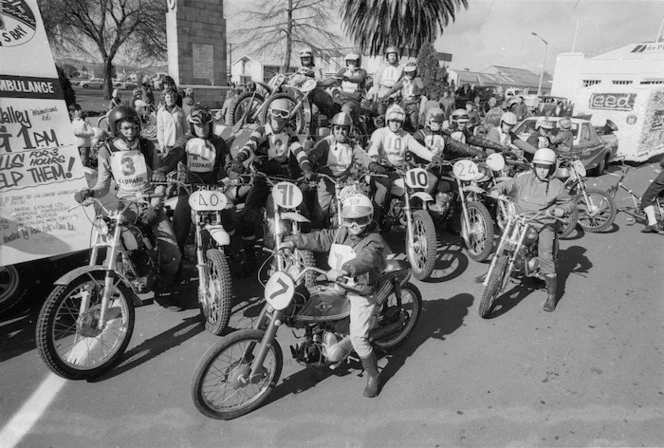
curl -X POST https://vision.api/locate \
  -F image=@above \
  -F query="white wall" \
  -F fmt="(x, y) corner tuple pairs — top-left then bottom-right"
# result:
(230, 58), (263, 84)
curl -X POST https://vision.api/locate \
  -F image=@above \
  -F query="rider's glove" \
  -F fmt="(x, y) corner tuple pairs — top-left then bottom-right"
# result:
(549, 207), (565, 218)
(229, 159), (245, 174)
(151, 170), (166, 183)
(140, 206), (159, 226)
(326, 269), (345, 282)
(74, 188), (93, 204)
(431, 155), (443, 165)
(302, 167), (315, 181)
(369, 162), (388, 175)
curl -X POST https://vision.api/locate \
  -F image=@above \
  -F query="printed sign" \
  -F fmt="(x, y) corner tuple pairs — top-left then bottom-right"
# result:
(0, 0), (90, 267)
(589, 93), (637, 112)
(650, 110), (664, 132)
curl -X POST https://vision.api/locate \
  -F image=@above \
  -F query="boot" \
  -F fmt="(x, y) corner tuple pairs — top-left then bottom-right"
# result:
(360, 352), (380, 398)
(543, 274), (558, 312)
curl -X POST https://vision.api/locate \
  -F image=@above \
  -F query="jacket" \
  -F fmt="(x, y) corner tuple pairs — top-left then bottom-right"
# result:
(71, 117), (95, 148)
(156, 104), (186, 150)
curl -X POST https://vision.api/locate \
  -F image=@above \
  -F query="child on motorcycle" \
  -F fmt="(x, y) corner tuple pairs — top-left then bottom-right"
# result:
(374, 46), (403, 116)
(320, 52), (368, 118)
(309, 112), (373, 229)
(228, 98), (315, 272)
(489, 148), (574, 312)
(366, 104), (442, 225)
(73, 105), (181, 305)
(378, 62), (423, 132)
(445, 108), (506, 153)
(282, 194), (387, 398)
(486, 112), (538, 161)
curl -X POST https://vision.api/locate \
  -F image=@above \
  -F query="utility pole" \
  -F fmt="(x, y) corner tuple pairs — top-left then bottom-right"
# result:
(532, 32), (548, 96)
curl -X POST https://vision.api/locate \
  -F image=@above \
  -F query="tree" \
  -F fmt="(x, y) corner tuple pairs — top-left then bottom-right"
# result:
(340, 0), (468, 56)
(60, 63), (79, 78)
(38, 0), (167, 99)
(231, 0), (342, 73)
(418, 42), (448, 101)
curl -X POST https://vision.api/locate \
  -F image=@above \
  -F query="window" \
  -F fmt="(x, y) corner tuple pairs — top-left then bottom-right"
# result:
(612, 80), (633, 85)
(641, 79), (664, 85)
(579, 124), (591, 143)
(583, 80), (601, 87)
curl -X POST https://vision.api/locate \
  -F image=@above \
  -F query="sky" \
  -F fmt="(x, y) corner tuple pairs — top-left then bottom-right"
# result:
(225, 0), (664, 75)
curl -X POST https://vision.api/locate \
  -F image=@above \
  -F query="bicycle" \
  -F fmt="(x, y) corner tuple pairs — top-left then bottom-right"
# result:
(606, 157), (663, 226)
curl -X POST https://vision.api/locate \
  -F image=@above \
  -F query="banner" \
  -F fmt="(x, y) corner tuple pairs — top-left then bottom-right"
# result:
(0, 0), (91, 267)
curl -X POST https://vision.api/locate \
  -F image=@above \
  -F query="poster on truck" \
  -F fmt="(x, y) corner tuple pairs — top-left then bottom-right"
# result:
(0, 0), (90, 267)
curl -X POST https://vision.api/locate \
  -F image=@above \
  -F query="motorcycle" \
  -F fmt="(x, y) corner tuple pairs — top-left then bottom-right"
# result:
(315, 171), (370, 228)
(376, 165), (439, 281)
(36, 194), (161, 380)
(556, 155), (616, 235)
(190, 208), (422, 419)
(478, 196), (563, 318)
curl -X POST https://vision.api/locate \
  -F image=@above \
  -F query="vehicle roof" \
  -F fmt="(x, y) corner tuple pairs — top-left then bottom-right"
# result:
(522, 116), (589, 124)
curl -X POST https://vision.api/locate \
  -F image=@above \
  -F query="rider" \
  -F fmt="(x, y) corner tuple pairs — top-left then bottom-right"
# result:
(366, 104), (442, 225)
(309, 112), (373, 229)
(640, 155), (664, 234)
(293, 47), (335, 120)
(152, 105), (234, 259)
(322, 52), (368, 119)
(446, 108), (506, 154)
(379, 61), (423, 131)
(490, 148), (574, 312)
(374, 46), (403, 116)
(550, 116), (574, 153)
(282, 194), (387, 398)
(486, 111), (538, 160)
(73, 105), (181, 302)
(413, 107), (485, 215)
(526, 117), (555, 149)
(228, 98), (315, 271)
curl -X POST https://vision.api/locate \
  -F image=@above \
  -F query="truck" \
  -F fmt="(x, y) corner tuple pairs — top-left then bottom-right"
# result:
(504, 87), (540, 110)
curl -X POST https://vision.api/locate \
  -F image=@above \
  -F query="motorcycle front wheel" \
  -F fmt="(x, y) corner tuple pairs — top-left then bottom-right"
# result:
(408, 210), (438, 281)
(478, 255), (509, 319)
(227, 92), (265, 126)
(374, 283), (423, 350)
(35, 271), (135, 380)
(191, 329), (283, 420)
(462, 201), (495, 262)
(200, 249), (233, 336)
(576, 189), (616, 232)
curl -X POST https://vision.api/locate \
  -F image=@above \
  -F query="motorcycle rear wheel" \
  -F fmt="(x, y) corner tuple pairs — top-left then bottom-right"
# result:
(576, 188), (616, 232)
(478, 255), (509, 318)
(374, 283), (423, 350)
(191, 329), (283, 420)
(200, 249), (233, 336)
(408, 210), (438, 281)
(35, 271), (135, 380)
(462, 201), (494, 262)
(268, 249), (316, 288)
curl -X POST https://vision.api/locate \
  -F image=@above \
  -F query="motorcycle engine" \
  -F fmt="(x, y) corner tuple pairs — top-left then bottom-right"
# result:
(129, 250), (153, 277)
(290, 335), (324, 365)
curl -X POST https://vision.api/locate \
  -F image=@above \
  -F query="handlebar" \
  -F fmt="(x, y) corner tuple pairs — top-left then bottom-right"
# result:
(493, 195), (566, 223)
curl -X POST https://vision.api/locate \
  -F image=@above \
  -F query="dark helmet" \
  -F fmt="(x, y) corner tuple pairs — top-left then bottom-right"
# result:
(188, 105), (213, 135)
(107, 105), (141, 136)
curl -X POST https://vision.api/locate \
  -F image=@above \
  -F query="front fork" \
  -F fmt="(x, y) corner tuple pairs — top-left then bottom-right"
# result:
(87, 222), (123, 331)
(250, 308), (283, 379)
(404, 191), (415, 249)
(195, 218), (209, 303)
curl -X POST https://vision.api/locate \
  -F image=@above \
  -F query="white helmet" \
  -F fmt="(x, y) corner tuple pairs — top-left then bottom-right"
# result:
(532, 147), (556, 166)
(501, 112), (518, 126)
(341, 194), (373, 227)
(386, 104), (405, 122)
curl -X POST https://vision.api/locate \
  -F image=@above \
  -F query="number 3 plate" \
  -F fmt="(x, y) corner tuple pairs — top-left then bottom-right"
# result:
(453, 159), (479, 181)
(272, 181), (303, 208)
(264, 271), (295, 310)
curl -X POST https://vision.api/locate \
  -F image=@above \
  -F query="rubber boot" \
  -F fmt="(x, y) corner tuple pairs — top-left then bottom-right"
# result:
(360, 352), (380, 398)
(543, 274), (558, 312)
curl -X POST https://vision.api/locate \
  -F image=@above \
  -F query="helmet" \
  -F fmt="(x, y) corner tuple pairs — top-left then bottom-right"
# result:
(345, 52), (361, 66)
(188, 106), (213, 125)
(268, 98), (291, 115)
(300, 47), (314, 59)
(558, 116), (572, 130)
(404, 62), (417, 74)
(386, 104), (405, 122)
(331, 112), (353, 127)
(500, 111), (518, 126)
(384, 46), (399, 57)
(536, 118), (555, 130)
(340, 194), (373, 227)
(426, 107), (445, 124)
(451, 108), (470, 124)
(532, 148), (557, 166)
(107, 105), (140, 136)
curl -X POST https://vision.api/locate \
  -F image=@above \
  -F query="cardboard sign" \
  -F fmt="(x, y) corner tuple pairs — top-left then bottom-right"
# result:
(0, 0), (90, 267)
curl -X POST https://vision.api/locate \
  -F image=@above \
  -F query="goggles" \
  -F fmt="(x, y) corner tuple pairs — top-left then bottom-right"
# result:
(342, 215), (371, 227)
(270, 109), (290, 119)
(333, 125), (350, 132)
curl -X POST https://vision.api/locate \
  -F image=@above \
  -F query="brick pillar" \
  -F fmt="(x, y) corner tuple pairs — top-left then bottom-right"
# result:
(166, 0), (227, 87)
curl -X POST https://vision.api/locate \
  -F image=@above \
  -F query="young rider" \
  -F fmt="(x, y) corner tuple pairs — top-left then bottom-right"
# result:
(309, 112), (373, 229)
(73, 105), (181, 303)
(374, 46), (403, 116)
(321, 52), (368, 119)
(486, 112), (538, 160)
(366, 104), (442, 225)
(526, 117), (555, 149)
(550, 116), (574, 153)
(228, 98), (315, 271)
(445, 108), (505, 154)
(293, 47), (335, 120)
(282, 194), (387, 398)
(489, 148), (574, 312)
(379, 62), (423, 131)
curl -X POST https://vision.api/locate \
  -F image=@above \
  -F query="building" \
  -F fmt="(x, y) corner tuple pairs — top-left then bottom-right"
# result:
(447, 65), (552, 95)
(551, 40), (664, 102)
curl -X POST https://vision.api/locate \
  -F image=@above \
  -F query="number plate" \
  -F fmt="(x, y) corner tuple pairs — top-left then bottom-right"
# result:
(188, 190), (228, 212)
(264, 271), (295, 311)
(271, 181), (303, 208)
(453, 159), (479, 181)
(486, 153), (505, 172)
(405, 167), (429, 189)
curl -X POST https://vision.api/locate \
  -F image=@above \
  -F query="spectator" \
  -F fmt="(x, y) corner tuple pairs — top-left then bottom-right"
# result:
(156, 87), (186, 157)
(69, 103), (95, 168)
(161, 75), (183, 107)
(511, 96), (529, 122)
(110, 88), (122, 109)
(141, 76), (155, 107)
(439, 89), (455, 121)
(466, 101), (481, 133)
(182, 87), (195, 120)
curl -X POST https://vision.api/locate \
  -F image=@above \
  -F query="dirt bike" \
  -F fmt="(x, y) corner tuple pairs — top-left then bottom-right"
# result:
(190, 234), (422, 419)
(375, 165), (438, 281)
(162, 180), (234, 335)
(556, 155), (616, 235)
(36, 194), (163, 380)
(478, 197), (564, 318)
(607, 156), (664, 227)
(315, 171), (370, 228)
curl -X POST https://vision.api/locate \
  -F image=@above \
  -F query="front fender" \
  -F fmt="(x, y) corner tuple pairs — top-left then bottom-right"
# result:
(54, 266), (133, 291)
(411, 192), (434, 204)
(463, 185), (486, 195)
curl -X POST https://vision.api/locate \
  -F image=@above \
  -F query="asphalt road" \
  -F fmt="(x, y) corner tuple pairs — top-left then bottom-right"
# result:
(0, 164), (663, 448)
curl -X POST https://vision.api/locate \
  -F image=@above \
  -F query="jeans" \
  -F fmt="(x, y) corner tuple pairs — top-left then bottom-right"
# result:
(348, 292), (377, 358)
(642, 171), (664, 207)
(537, 225), (558, 275)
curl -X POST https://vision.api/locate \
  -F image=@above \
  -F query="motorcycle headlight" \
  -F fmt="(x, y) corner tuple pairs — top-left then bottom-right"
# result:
(524, 227), (539, 243)
(557, 167), (570, 179)
(93, 217), (109, 236)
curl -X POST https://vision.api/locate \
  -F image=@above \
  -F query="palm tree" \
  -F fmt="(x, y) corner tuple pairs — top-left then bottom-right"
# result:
(340, 0), (469, 56)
